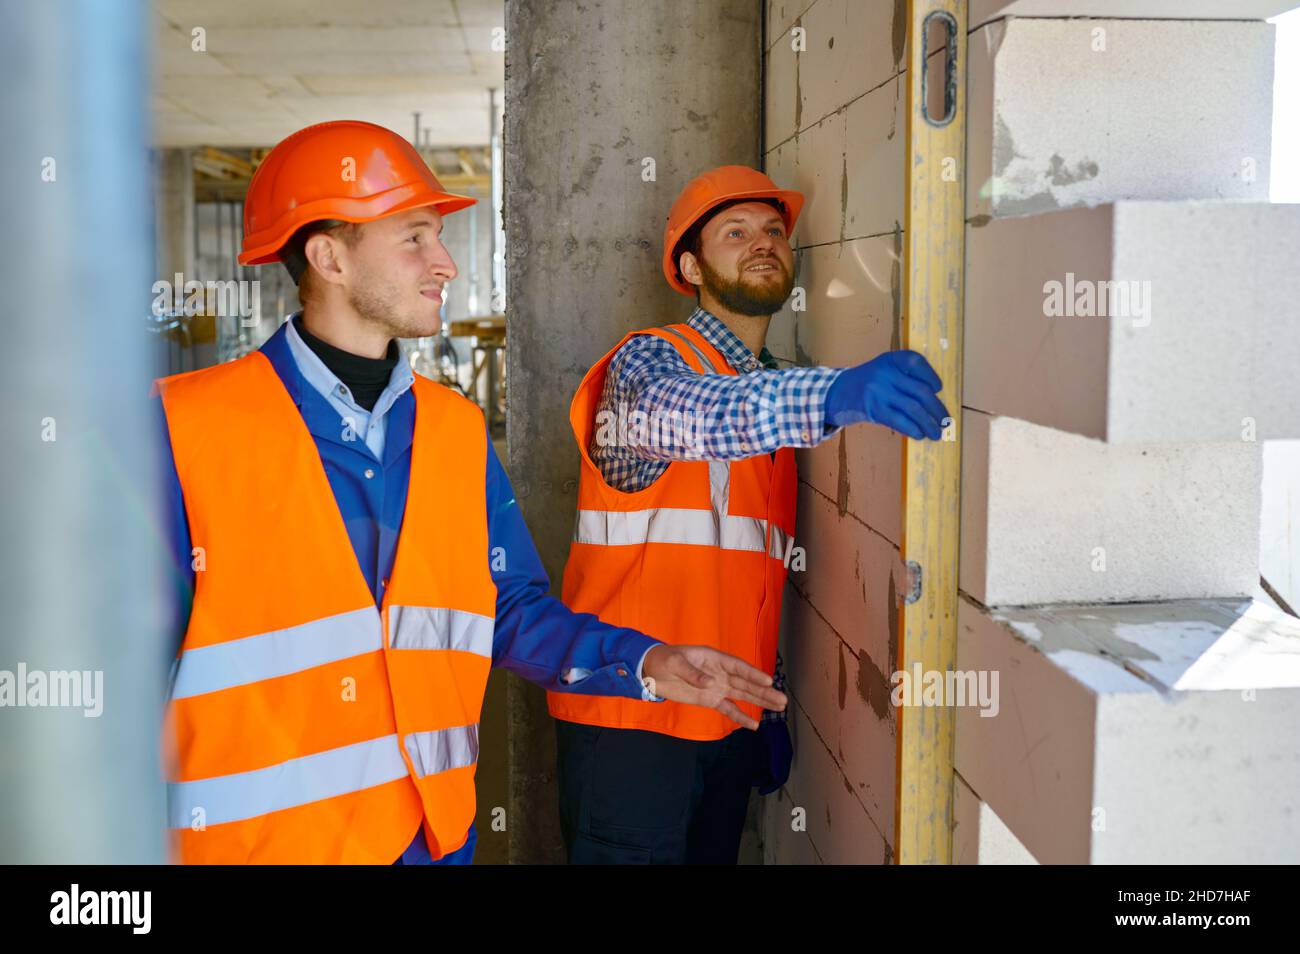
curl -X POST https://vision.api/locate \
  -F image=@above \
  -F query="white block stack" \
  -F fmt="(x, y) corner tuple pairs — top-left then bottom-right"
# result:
(956, 5), (1300, 863)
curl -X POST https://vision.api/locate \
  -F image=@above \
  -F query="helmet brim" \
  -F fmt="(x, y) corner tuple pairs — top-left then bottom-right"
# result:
(238, 190), (477, 266)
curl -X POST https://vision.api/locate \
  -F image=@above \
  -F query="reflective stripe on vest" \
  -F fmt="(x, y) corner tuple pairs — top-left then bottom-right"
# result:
(170, 606), (380, 700)
(167, 725), (479, 829)
(404, 724), (480, 778)
(168, 734), (408, 829)
(387, 606), (495, 655)
(574, 461), (792, 561)
(170, 605), (493, 700)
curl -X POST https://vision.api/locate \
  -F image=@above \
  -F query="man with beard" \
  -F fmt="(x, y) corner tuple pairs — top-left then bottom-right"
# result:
(552, 165), (950, 864)
(152, 126), (786, 865)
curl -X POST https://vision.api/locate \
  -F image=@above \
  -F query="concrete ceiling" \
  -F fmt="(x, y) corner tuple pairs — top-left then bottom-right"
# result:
(151, 0), (504, 148)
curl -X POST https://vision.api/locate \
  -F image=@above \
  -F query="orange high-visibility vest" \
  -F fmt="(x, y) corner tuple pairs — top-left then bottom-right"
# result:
(155, 350), (496, 864)
(550, 323), (797, 741)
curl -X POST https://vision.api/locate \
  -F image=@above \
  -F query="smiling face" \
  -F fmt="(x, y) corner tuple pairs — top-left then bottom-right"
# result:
(678, 200), (796, 317)
(305, 206), (457, 339)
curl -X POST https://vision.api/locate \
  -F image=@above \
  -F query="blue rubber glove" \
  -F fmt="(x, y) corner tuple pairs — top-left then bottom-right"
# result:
(823, 350), (950, 440)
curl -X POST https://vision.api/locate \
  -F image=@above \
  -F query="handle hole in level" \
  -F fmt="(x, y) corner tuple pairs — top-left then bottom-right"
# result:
(922, 11), (958, 127)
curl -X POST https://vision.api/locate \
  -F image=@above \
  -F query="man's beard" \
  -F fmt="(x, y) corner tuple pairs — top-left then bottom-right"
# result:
(699, 255), (794, 316)
(348, 271), (439, 339)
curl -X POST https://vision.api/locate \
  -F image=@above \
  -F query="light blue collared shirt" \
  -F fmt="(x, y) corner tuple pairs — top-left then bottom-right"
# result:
(283, 313), (413, 461)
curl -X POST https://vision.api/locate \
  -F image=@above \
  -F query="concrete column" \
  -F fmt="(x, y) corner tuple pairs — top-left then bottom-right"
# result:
(153, 148), (201, 375)
(0, 0), (166, 862)
(154, 148), (194, 286)
(504, 0), (761, 862)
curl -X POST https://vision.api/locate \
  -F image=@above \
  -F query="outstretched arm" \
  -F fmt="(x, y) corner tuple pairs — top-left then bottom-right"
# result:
(596, 334), (845, 466)
(485, 433), (785, 727)
(592, 335), (950, 495)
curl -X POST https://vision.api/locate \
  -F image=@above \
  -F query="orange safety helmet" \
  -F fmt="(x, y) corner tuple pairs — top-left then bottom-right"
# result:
(238, 120), (477, 266)
(661, 165), (804, 296)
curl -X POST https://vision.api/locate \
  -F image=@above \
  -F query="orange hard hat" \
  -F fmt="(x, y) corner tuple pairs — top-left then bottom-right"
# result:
(662, 165), (804, 296)
(238, 120), (477, 266)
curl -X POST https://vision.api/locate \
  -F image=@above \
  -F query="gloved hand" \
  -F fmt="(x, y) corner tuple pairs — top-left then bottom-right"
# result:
(823, 350), (950, 440)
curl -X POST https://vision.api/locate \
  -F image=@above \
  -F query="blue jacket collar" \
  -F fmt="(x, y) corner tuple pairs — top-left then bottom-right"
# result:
(258, 318), (415, 467)
(258, 319), (306, 408)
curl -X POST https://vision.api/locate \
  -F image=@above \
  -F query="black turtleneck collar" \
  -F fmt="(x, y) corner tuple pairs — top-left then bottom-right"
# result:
(293, 314), (398, 413)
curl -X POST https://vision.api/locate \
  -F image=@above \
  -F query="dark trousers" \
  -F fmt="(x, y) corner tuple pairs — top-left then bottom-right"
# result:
(555, 719), (760, 864)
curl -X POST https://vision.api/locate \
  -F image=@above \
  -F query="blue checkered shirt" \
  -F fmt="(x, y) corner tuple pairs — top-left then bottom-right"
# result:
(590, 306), (845, 722)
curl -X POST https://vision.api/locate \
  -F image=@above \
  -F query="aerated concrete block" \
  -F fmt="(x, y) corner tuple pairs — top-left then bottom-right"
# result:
(843, 74), (905, 241)
(957, 595), (1300, 863)
(953, 773), (1039, 864)
(761, 784), (821, 864)
(801, 0), (902, 133)
(780, 699), (892, 864)
(782, 584), (896, 825)
(961, 409), (1262, 606)
(1259, 440), (1300, 613)
(789, 483), (898, 668)
(765, 20), (800, 149)
(766, 108), (846, 249)
(766, 0), (817, 50)
(968, 18), (1274, 219)
(767, 235), (905, 543)
(972, 0), (1299, 26)
(965, 201), (1300, 443)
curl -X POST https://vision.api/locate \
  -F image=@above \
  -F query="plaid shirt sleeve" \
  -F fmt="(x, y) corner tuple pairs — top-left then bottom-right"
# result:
(590, 333), (844, 493)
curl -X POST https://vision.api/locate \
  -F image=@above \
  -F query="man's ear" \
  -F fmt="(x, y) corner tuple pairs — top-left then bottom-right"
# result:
(678, 250), (703, 290)
(304, 231), (347, 289)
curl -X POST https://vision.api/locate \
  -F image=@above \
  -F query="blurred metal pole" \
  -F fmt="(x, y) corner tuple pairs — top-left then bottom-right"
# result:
(0, 0), (166, 862)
